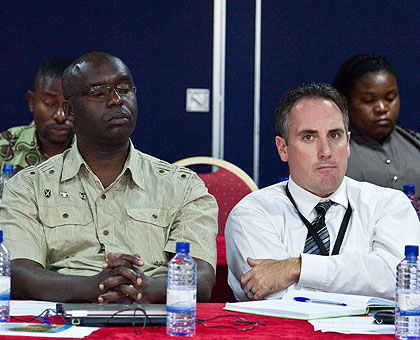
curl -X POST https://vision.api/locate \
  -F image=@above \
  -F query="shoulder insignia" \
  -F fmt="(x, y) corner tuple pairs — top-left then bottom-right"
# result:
(37, 159), (59, 175)
(154, 160), (173, 175)
(176, 166), (194, 180)
(19, 165), (37, 176)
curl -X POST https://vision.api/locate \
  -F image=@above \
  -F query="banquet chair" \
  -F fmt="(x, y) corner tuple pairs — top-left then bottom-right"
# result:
(173, 156), (258, 302)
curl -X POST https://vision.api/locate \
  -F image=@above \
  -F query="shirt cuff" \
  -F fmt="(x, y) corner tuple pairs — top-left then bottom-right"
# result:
(298, 253), (329, 289)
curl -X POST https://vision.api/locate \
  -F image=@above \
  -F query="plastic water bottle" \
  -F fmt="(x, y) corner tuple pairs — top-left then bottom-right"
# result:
(0, 163), (13, 203)
(403, 184), (420, 219)
(395, 245), (420, 339)
(166, 242), (197, 336)
(0, 230), (10, 322)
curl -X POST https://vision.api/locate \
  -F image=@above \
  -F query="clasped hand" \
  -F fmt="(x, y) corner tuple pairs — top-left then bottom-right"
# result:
(97, 252), (145, 304)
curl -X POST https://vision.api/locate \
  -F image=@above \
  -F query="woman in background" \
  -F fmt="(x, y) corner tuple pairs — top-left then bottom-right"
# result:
(333, 53), (420, 190)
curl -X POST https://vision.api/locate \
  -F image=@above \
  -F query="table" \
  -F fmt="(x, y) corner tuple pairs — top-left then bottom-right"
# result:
(2, 303), (394, 340)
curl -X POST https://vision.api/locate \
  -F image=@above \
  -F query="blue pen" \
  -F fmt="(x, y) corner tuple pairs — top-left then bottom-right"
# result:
(294, 296), (347, 306)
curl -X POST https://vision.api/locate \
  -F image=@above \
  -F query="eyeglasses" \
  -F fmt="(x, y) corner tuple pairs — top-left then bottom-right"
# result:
(66, 84), (137, 101)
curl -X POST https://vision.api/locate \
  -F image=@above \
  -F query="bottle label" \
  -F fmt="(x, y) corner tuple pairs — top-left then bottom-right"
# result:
(0, 277), (10, 301)
(167, 288), (196, 313)
(397, 292), (420, 311)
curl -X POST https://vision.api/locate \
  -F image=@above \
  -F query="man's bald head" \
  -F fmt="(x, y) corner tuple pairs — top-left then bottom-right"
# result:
(62, 51), (132, 98)
(61, 51), (138, 148)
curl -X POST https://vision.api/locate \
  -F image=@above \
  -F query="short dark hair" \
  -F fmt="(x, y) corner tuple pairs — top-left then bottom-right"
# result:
(275, 83), (349, 142)
(333, 53), (398, 98)
(32, 56), (73, 91)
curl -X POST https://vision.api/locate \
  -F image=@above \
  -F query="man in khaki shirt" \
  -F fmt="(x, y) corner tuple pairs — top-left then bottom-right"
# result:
(1, 51), (218, 303)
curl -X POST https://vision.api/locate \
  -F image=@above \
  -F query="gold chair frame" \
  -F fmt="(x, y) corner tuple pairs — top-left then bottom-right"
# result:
(173, 156), (258, 192)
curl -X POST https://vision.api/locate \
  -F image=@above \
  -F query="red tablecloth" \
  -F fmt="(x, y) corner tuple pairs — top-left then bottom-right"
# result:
(2, 303), (394, 340)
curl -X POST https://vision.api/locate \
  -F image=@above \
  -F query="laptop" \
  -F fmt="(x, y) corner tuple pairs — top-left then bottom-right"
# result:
(56, 303), (167, 327)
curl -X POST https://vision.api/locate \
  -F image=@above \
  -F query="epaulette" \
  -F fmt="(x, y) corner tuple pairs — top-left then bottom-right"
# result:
(154, 160), (173, 176)
(34, 157), (64, 182)
(176, 166), (194, 180)
(19, 165), (38, 177)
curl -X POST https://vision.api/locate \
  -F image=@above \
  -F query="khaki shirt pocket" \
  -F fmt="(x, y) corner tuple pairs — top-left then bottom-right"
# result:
(40, 205), (93, 227)
(39, 205), (93, 264)
(125, 208), (177, 271)
(126, 208), (175, 228)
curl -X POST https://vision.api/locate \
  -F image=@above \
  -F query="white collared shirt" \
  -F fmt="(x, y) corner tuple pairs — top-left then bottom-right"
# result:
(225, 176), (420, 301)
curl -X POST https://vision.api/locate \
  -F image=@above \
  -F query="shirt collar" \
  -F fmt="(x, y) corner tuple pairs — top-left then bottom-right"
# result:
(288, 176), (348, 219)
(61, 139), (145, 190)
(124, 141), (145, 189)
(61, 142), (86, 182)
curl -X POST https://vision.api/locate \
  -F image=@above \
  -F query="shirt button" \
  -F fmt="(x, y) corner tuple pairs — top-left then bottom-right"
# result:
(159, 169), (165, 174)
(152, 214), (158, 219)
(101, 194), (106, 199)
(63, 213), (69, 218)
(181, 174), (187, 179)
(392, 175), (398, 183)
(385, 159), (391, 164)
(103, 230), (109, 236)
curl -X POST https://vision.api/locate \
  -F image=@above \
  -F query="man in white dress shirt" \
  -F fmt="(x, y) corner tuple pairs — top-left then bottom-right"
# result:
(225, 83), (420, 301)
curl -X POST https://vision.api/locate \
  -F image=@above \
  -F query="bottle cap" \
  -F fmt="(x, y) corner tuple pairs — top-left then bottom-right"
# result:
(405, 245), (419, 258)
(2, 163), (13, 175)
(403, 184), (416, 196)
(176, 242), (190, 254)
(0, 230), (3, 243)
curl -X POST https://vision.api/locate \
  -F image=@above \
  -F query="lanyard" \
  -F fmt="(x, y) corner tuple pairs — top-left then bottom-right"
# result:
(285, 184), (352, 256)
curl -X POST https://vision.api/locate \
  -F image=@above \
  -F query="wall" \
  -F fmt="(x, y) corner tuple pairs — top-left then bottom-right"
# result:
(258, 1), (420, 187)
(3, 1), (420, 189)
(2, 1), (213, 163)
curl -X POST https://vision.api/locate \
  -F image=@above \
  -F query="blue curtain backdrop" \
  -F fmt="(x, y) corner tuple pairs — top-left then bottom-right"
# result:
(258, 1), (420, 187)
(2, 1), (420, 188)
(1, 1), (213, 164)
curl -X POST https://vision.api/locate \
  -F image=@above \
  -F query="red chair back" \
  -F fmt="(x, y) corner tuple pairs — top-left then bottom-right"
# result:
(173, 157), (258, 302)
(198, 168), (253, 236)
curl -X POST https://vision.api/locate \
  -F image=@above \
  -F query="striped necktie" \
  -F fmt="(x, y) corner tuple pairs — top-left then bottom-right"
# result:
(304, 200), (333, 255)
